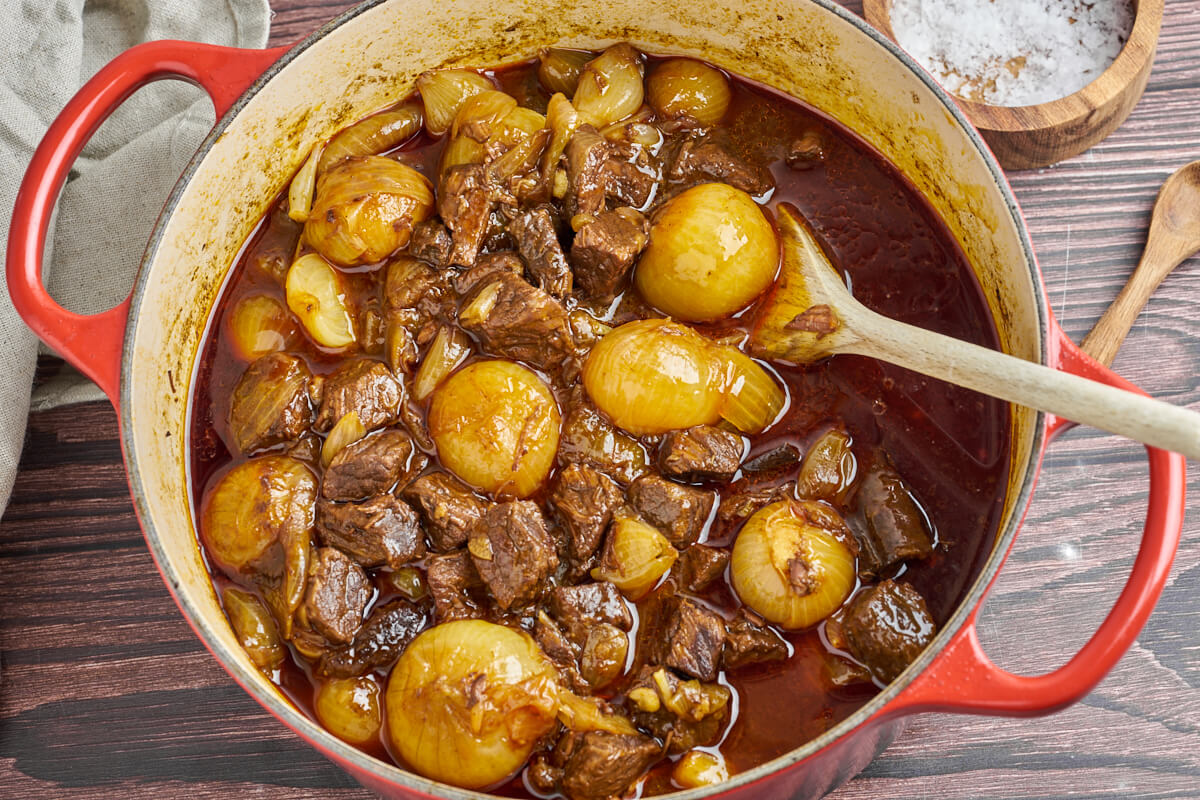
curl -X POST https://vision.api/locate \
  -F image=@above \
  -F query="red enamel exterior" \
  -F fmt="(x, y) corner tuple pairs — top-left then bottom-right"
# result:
(4, 35), (1188, 800)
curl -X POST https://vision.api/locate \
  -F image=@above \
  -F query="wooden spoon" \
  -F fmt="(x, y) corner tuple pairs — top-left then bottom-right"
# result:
(1080, 160), (1200, 367)
(752, 205), (1200, 459)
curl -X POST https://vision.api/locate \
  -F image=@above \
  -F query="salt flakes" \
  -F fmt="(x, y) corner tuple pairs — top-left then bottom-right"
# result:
(889, 0), (1134, 106)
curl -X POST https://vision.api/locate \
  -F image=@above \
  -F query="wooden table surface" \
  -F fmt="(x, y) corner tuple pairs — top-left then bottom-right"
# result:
(4, 1), (1200, 798)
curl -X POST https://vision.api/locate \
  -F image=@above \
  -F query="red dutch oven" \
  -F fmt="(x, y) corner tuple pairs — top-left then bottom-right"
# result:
(6, 0), (1186, 798)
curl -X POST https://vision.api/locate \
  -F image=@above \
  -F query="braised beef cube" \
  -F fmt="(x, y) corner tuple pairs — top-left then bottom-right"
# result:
(452, 250), (525, 295)
(321, 428), (417, 501)
(668, 132), (775, 196)
(672, 544), (730, 593)
(570, 208), (648, 300)
(741, 443), (802, 475)
(604, 158), (658, 209)
(229, 353), (313, 454)
(384, 256), (452, 321)
(526, 752), (562, 795)
(716, 484), (790, 527)
(317, 598), (427, 678)
(313, 358), (403, 432)
(629, 474), (715, 548)
(408, 219), (453, 268)
(468, 501), (560, 610)
(559, 731), (662, 800)
(510, 205), (572, 298)
(549, 581), (632, 630)
(458, 269), (577, 368)
(535, 609), (587, 691)
(426, 550), (485, 623)
(401, 471), (487, 552)
(315, 494), (425, 569)
(550, 464), (624, 571)
(722, 610), (788, 669)
(439, 163), (493, 267)
(853, 455), (933, 573)
(559, 403), (650, 485)
(627, 666), (731, 754)
(658, 425), (745, 483)
(843, 580), (936, 683)
(785, 130), (826, 170)
(304, 547), (370, 644)
(640, 595), (726, 681)
(565, 124), (610, 219)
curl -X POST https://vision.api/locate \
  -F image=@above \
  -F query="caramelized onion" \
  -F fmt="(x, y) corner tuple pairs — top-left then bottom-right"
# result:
(319, 411), (366, 468)
(538, 47), (593, 96)
(573, 44), (644, 127)
(315, 676), (383, 745)
(318, 103), (422, 174)
(222, 587), (285, 672)
(591, 514), (678, 599)
(647, 58), (732, 126)
(416, 68), (494, 136)
(227, 294), (298, 362)
(411, 325), (471, 401)
(287, 144), (322, 223)
(285, 254), (357, 348)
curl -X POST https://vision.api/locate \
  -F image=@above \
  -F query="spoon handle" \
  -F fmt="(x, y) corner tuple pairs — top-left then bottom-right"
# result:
(847, 304), (1200, 459)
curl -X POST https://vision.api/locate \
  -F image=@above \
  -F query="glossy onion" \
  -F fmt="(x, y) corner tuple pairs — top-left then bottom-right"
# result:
(228, 294), (299, 362)
(417, 69), (495, 136)
(288, 144), (322, 223)
(318, 103), (422, 174)
(647, 58), (732, 126)
(385, 620), (560, 789)
(200, 455), (316, 573)
(412, 325), (471, 401)
(730, 500), (855, 629)
(285, 254), (357, 348)
(591, 514), (678, 599)
(796, 427), (857, 505)
(636, 183), (779, 321)
(573, 44), (644, 127)
(320, 411), (366, 468)
(222, 587), (285, 672)
(315, 676), (383, 745)
(672, 751), (730, 789)
(583, 319), (784, 436)
(428, 360), (561, 498)
(538, 47), (593, 96)
(304, 156), (434, 267)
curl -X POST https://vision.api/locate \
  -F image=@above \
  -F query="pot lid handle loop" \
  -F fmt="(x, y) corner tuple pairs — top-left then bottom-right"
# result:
(6, 40), (288, 406)
(887, 325), (1185, 717)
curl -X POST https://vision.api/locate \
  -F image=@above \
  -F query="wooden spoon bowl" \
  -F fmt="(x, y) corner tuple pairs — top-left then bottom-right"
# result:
(862, 0), (1163, 169)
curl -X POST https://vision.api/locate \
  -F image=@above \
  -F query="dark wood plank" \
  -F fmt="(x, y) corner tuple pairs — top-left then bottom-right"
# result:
(4, 1), (1200, 798)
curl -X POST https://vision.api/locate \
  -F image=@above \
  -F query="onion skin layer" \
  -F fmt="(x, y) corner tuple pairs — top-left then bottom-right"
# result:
(385, 620), (560, 789)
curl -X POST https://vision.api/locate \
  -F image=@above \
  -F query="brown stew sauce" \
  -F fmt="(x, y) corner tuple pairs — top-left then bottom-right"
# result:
(189, 58), (1010, 796)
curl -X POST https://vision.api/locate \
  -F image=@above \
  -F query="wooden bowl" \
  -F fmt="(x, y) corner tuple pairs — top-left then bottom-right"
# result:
(863, 0), (1163, 169)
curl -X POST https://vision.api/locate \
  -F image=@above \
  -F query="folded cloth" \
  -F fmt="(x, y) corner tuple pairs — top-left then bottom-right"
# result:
(0, 0), (271, 514)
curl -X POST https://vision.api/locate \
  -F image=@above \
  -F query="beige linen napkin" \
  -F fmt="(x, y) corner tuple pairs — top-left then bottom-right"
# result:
(0, 0), (271, 513)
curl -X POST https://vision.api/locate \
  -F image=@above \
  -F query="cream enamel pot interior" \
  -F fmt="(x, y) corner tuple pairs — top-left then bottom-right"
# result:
(7, 0), (1186, 798)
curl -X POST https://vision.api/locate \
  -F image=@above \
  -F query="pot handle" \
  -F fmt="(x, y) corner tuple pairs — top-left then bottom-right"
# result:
(889, 323), (1186, 717)
(5, 40), (289, 406)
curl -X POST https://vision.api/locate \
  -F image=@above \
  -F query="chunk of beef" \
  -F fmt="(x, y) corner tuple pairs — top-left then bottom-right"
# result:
(549, 464), (624, 572)
(558, 731), (662, 800)
(628, 475), (715, 548)
(639, 595), (726, 681)
(315, 494), (425, 569)
(843, 579), (936, 683)
(468, 501), (560, 610)
(509, 205), (572, 298)
(408, 219), (453, 268)
(852, 455), (933, 574)
(785, 130), (826, 171)
(384, 256), (452, 322)
(658, 425), (745, 483)
(722, 609), (788, 669)
(565, 124), (610, 219)
(626, 666), (731, 754)
(452, 250), (525, 295)
(401, 472), (486, 552)
(229, 353), (313, 454)
(549, 581), (632, 631)
(672, 544), (730, 593)
(570, 208), (648, 300)
(313, 358), (403, 433)
(668, 131), (775, 196)
(604, 158), (658, 209)
(321, 428), (417, 501)
(535, 610), (587, 691)
(458, 269), (577, 368)
(317, 598), (426, 678)
(741, 443), (802, 475)
(426, 550), (485, 623)
(439, 163), (496, 267)
(559, 402), (650, 485)
(715, 483), (790, 528)
(304, 547), (370, 644)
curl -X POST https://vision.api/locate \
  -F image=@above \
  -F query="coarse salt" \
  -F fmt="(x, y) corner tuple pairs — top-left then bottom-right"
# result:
(889, 0), (1134, 106)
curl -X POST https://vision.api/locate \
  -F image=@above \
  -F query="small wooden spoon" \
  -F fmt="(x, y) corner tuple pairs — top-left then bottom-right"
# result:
(1080, 160), (1200, 367)
(753, 205), (1200, 459)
